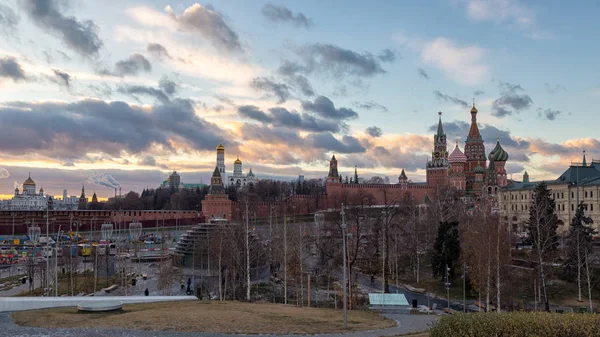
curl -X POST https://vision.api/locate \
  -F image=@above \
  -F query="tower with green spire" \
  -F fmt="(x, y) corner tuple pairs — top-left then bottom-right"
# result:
(353, 165), (359, 184)
(583, 150), (587, 166)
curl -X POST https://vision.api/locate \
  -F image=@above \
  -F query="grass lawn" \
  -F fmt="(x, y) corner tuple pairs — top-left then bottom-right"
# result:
(12, 300), (396, 334)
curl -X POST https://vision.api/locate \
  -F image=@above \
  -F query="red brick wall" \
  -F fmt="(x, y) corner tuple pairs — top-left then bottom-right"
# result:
(0, 210), (203, 235)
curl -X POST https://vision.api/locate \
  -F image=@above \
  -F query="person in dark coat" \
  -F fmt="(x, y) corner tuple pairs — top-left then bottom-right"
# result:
(144, 288), (149, 296)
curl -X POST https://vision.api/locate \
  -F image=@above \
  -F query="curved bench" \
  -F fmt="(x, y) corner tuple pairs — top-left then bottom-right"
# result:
(77, 301), (123, 312)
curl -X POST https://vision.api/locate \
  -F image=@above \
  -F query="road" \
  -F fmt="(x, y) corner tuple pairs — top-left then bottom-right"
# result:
(353, 271), (472, 312)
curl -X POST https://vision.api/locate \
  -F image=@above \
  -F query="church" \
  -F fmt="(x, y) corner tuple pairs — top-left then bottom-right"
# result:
(10, 174), (51, 210)
(215, 139), (257, 187)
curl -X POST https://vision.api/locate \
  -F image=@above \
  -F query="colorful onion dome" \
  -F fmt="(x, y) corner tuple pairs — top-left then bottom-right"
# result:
(488, 138), (509, 162)
(448, 139), (467, 164)
(473, 164), (485, 174)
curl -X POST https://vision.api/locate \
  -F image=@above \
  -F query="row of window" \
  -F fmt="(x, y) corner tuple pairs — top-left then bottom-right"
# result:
(505, 203), (595, 212)
(505, 190), (597, 201)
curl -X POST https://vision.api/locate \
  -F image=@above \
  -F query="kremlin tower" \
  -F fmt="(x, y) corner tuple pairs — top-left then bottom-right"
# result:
(464, 103), (487, 195)
(426, 112), (449, 187)
(216, 138), (225, 176)
(448, 139), (467, 190)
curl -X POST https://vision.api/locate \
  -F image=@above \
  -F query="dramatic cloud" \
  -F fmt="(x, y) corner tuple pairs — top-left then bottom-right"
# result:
(165, 3), (242, 53)
(353, 101), (388, 112)
(249, 77), (291, 103)
(237, 105), (343, 133)
(433, 90), (468, 108)
(112, 53), (152, 77)
(261, 4), (312, 29)
(118, 85), (170, 104)
(301, 96), (359, 120)
(421, 37), (488, 85)
(0, 56), (26, 81)
(158, 77), (177, 95)
(0, 99), (226, 160)
(474, 90), (485, 96)
(417, 68), (429, 79)
(0, 4), (19, 33)
(275, 61), (315, 96)
(147, 43), (171, 59)
(22, 0), (103, 56)
(377, 49), (397, 63)
(366, 126), (383, 137)
(537, 108), (562, 121)
(294, 43), (387, 78)
(50, 69), (71, 88)
(491, 81), (533, 117)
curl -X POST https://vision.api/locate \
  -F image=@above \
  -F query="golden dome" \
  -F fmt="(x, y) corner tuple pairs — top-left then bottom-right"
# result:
(216, 142), (225, 151)
(23, 176), (35, 186)
(234, 157), (242, 165)
(470, 103), (478, 114)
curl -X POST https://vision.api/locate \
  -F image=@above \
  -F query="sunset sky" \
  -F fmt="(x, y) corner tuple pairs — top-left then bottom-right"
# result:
(0, 0), (598, 199)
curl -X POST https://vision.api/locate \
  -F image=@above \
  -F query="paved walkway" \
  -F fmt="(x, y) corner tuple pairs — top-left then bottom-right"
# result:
(0, 311), (438, 337)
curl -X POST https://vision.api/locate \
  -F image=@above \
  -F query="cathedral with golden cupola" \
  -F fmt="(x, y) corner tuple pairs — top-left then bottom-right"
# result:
(10, 174), (51, 210)
(214, 139), (257, 187)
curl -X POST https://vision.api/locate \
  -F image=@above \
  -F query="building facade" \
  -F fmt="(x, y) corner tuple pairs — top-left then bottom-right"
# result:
(499, 155), (600, 233)
(160, 171), (206, 190)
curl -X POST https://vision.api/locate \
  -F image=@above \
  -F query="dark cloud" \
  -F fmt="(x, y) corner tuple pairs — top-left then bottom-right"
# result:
(238, 105), (273, 123)
(474, 90), (484, 96)
(158, 77), (177, 95)
(147, 43), (171, 59)
(275, 61), (315, 96)
(87, 83), (112, 98)
(373, 146), (391, 156)
(377, 49), (397, 63)
(139, 156), (157, 166)
(261, 4), (312, 29)
(0, 98), (227, 160)
(117, 85), (170, 104)
(22, 0), (103, 56)
(0, 56), (26, 81)
(109, 53), (152, 77)
(366, 126), (383, 137)
(544, 82), (566, 94)
(305, 133), (365, 153)
(240, 123), (302, 145)
(353, 100), (388, 112)
(417, 68), (429, 79)
(429, 120), (530, 161)
(50, 69), (71, 88)
(537, 108), (562, 121)
(250, 77), (291, 103)
(214, 95), (235, 106)
(165, 4), (242, 53)
(237, 105), (342, 133)
(301, 96), (358, 120)
(491, 81), (533, 118)
(0, 4), (19, 33)
(433, 90), (468, 108)
(294, 43), (387, 78)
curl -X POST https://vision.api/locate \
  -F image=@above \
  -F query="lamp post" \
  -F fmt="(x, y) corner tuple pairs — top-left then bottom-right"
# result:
(445, 263), (451, 309)
(340, 203), (348, 330)
(11, 212), (16, 237)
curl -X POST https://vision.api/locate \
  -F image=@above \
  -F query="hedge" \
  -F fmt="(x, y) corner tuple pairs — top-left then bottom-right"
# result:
(430, 312), (600, 337)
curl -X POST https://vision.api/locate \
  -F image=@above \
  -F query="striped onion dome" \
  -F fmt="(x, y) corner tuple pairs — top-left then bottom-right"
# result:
(448, 139), (467, 164)
(488, 138), (509, 162)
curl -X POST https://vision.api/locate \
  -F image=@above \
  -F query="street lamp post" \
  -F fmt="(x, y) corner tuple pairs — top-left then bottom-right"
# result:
(11, 212), (16, 237)
(340, 203), (348, 330)
(445, 264), (451, 309)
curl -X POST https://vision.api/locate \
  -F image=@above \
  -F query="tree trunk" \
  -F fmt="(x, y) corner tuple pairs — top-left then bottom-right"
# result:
(585, 251), (593, 312)
(577, 229), (582, 302)
(245, 200), (251, 302)
(496, 219), (501, 313)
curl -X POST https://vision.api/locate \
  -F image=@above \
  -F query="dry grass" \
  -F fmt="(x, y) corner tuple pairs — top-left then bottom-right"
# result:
(13, 300), (395, 334)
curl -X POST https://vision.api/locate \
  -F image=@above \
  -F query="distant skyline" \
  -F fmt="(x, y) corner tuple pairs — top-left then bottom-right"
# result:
(0, 0), (598, 198)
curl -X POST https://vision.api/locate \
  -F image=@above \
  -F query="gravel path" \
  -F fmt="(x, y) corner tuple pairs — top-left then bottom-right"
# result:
(1, 311), (438, 337)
